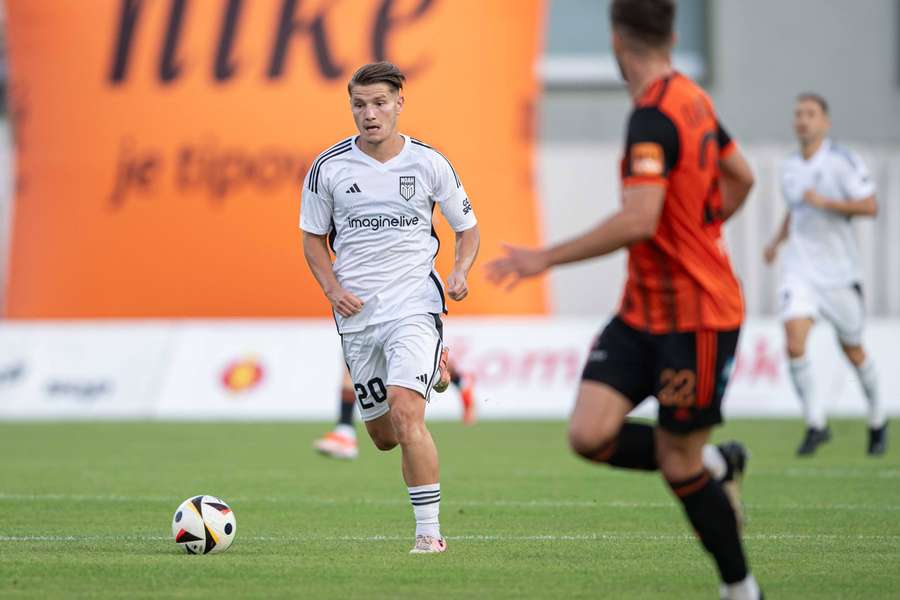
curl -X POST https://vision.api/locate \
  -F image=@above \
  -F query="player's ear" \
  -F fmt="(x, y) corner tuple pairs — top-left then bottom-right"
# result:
(396, 93), (404, 114)
(611, 29), (623, 54)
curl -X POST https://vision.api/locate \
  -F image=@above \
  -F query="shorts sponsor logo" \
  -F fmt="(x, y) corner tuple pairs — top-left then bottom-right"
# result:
(399, 175), (416, 201)
(347, 214), (420, 231)
(462, 198), (473, 215)
(588, 350), (607, 362)
(221, 357), (264, 394)
(45, 380), (113, 401)
(630, 142), (664, 176)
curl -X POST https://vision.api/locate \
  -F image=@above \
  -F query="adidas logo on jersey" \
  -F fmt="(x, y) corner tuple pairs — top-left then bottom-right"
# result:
(346, 183), (362, 194)
(416, 374), (429, 384)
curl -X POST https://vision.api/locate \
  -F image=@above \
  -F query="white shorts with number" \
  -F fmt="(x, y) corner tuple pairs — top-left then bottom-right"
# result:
(341, 313), (444, 422)
(779, 278), (865, 346)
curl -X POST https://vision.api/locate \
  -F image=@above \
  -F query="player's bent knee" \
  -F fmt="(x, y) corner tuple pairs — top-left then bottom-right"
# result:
(656, 430), (707, 481)
(658, 456), (699, 483)
(567, 382), (629, 461)
(568, 421), (619, 461)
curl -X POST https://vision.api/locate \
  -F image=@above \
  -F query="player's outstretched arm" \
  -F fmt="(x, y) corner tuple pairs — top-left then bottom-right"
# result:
(447, 225), (480, 301)
(802, 190), (877, 217)
(485, 185), (664, 290)
(763, 213), (790, 265)
(719, 149), (754, 221)
(302, 231), (364, 317)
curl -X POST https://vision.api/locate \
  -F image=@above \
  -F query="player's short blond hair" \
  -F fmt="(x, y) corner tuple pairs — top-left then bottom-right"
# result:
(348, 62), (406, 95)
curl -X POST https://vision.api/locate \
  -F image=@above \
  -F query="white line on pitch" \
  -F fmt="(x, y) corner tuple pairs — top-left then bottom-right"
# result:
(780, 468), (900, 479)
(1, 492), (899, 512)
(1, 532), (899, 544)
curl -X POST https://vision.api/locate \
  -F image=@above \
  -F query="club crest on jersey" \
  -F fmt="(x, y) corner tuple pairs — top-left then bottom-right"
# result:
(399, 176), (416, 201)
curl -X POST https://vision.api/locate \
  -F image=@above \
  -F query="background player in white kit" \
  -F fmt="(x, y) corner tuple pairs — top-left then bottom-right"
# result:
(764, 93), (886, 456)
(300, 62), (480, 552)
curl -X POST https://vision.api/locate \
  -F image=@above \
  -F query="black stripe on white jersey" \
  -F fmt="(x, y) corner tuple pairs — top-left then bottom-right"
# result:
(427, 202), (447, 314)
(424, 333), (442, 402)
(310, 140), (352, 194)
(327, 218), (337, 253)
(429, 272), (447, 315)
(411, 138), (460, 188)
(309, 140), (349, 191)
(310, 139), (350, 176)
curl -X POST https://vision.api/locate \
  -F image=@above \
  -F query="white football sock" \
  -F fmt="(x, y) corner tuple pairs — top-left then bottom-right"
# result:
(703, 444), (728, 481)
(854, 359), (885, 429)
(789, 357), (825, 430)
(726, 574), (761, 600)
(334, 424), (356, 439)
(408, 483), (441, 538)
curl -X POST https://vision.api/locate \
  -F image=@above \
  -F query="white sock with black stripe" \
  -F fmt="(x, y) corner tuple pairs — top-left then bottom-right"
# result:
(408, 483), (441, 538)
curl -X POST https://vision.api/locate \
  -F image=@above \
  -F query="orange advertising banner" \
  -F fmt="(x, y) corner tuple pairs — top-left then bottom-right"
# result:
(5, 0), (546, 318)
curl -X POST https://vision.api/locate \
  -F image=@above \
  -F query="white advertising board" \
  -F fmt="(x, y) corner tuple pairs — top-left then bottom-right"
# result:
(0, 322), (172, 419)
(154, 320), (344, 420)
(1, 318), (897, 421)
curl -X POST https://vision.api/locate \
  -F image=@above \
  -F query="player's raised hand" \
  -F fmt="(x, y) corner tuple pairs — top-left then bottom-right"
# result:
(763, 243), (778, 265)
(447, 270), (469, 301)
(326, 287), (364, 318)
(485, 244), (549, 291)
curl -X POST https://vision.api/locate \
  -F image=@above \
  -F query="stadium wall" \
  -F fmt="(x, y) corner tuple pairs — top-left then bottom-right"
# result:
(539, 143), (900, 317)
(3, 141), (898, 320)
(1, 318), (898, 421)
(541, 0), (900, 145)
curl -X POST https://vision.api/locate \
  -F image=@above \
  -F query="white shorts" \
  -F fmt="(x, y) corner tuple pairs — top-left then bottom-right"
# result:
(778, 279), (865, 346)
(341, 313), (444, 422)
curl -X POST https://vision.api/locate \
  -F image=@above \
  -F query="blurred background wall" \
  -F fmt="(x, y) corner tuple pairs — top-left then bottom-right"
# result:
(0, 0), (900, 316)
(1, 0), (898, 421)
(2, 0), (899, 318)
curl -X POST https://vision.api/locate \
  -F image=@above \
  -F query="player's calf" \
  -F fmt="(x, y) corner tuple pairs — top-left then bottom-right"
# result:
(659, 430), (760, 599)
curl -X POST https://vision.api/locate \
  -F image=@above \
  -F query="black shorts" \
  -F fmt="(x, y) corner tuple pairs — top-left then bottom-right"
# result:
(582, 317), (740, 434)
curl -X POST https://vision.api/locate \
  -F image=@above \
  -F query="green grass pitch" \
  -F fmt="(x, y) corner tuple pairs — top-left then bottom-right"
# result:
(0, 419), (897, 598)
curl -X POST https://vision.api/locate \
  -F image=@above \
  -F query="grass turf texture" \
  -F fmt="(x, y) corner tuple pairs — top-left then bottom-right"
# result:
(0, 420), (897, 598)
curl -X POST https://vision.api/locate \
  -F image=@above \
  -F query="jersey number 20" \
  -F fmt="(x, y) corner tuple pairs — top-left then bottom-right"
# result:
(355, 378), (388, 409)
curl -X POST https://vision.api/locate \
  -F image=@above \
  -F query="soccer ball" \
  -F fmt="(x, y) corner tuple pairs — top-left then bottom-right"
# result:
(171, 495), (236, 554)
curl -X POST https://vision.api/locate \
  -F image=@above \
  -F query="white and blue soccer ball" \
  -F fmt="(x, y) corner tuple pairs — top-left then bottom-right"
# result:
(172, 495), (236, 555)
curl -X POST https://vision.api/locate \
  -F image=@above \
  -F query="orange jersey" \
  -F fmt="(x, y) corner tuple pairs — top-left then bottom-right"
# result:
(618, 72), (744, 333)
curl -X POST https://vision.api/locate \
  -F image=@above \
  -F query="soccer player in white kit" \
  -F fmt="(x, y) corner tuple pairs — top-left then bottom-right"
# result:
(300, 62), (480, 552)
(764, 93), (886, 456)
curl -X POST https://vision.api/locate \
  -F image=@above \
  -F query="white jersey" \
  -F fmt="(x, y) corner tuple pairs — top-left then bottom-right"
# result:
(300, 135), (477, 334)
(780, 138), (875, 288)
